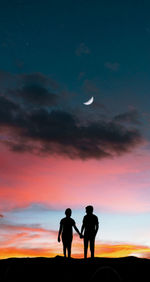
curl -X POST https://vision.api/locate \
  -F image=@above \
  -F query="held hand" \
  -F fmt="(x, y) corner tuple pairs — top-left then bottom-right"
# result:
(80, 234), (84, 239)
(58, 237), (61, 243)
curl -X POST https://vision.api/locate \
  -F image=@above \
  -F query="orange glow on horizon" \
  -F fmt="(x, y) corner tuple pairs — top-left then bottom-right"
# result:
(0, 243), (150, 260)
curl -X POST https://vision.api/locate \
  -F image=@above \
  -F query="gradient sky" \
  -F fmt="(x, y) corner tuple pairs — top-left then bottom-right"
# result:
(0, 0), (150, 259)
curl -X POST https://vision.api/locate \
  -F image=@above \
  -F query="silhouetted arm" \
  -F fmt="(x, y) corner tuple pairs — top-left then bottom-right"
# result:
(73, 224), (80, 236)
(80, 220), (85, 238)
(95, 217), (99, 237)
(58, 222), (63, 242)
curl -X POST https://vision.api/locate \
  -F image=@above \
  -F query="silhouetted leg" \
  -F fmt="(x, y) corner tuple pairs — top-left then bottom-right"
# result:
(62, 238), (67, 257)
(67, 240), (72, 258)
(84, 237), (88, 258)
(63, 242), (66, 257)
(90, 238), (95, 258)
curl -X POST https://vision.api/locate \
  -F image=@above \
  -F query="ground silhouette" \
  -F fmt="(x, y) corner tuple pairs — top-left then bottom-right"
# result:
(0, 256), (150, 282)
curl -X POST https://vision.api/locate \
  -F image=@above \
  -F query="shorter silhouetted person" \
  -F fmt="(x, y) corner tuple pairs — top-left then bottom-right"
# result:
(58, 208), (80, 258)
(80, 205), (99, 258)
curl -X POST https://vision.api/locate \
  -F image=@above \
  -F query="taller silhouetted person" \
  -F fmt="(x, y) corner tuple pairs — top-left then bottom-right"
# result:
(58, 208), (80, 258)
(80, 205), (99, 258)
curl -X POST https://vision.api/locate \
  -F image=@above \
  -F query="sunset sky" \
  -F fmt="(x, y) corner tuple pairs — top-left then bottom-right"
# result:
(0, 0), (150, 259)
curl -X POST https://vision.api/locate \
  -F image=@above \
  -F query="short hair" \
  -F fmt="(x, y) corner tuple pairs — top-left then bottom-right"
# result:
(65, 208), (72, 216)
(86, 205), (93, 213)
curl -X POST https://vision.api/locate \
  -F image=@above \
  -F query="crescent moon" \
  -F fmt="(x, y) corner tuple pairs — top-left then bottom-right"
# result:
(83, 96), (94, 105)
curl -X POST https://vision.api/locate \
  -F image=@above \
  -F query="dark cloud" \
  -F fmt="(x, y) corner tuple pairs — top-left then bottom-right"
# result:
(0, 71), (59, 92)
(20, 73), (59, 90)
(3, 72), (60, 108)
(10, 85), (58, 106)
(0, 71), (17, 90)
(0, 103), (143, 159)
(0, 71), (144, 160)
(114, 110), (141, 125)
(0, 96), (20, 125)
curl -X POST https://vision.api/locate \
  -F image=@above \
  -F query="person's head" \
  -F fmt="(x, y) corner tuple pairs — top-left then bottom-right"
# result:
(65, 208), (72, 217)
(85, 205), (93, 215)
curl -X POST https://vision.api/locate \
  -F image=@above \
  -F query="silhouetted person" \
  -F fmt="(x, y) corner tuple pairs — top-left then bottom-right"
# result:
(58, 208), (80, 258)
(80, 205), (99, 258)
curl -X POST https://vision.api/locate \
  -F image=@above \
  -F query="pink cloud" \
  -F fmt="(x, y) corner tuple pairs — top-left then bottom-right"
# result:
(0, 143), (150, 212)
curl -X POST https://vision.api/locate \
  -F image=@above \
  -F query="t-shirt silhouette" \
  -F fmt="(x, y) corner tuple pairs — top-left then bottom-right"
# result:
(60, 217), (75, 241)
(83, 214), (98, 238)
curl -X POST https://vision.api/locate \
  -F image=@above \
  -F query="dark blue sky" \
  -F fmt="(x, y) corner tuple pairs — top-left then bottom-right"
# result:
(1, 0), (150, 133)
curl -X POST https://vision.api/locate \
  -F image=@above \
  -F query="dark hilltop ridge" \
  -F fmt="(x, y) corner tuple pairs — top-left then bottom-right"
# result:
(0, 256), (150, 282)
